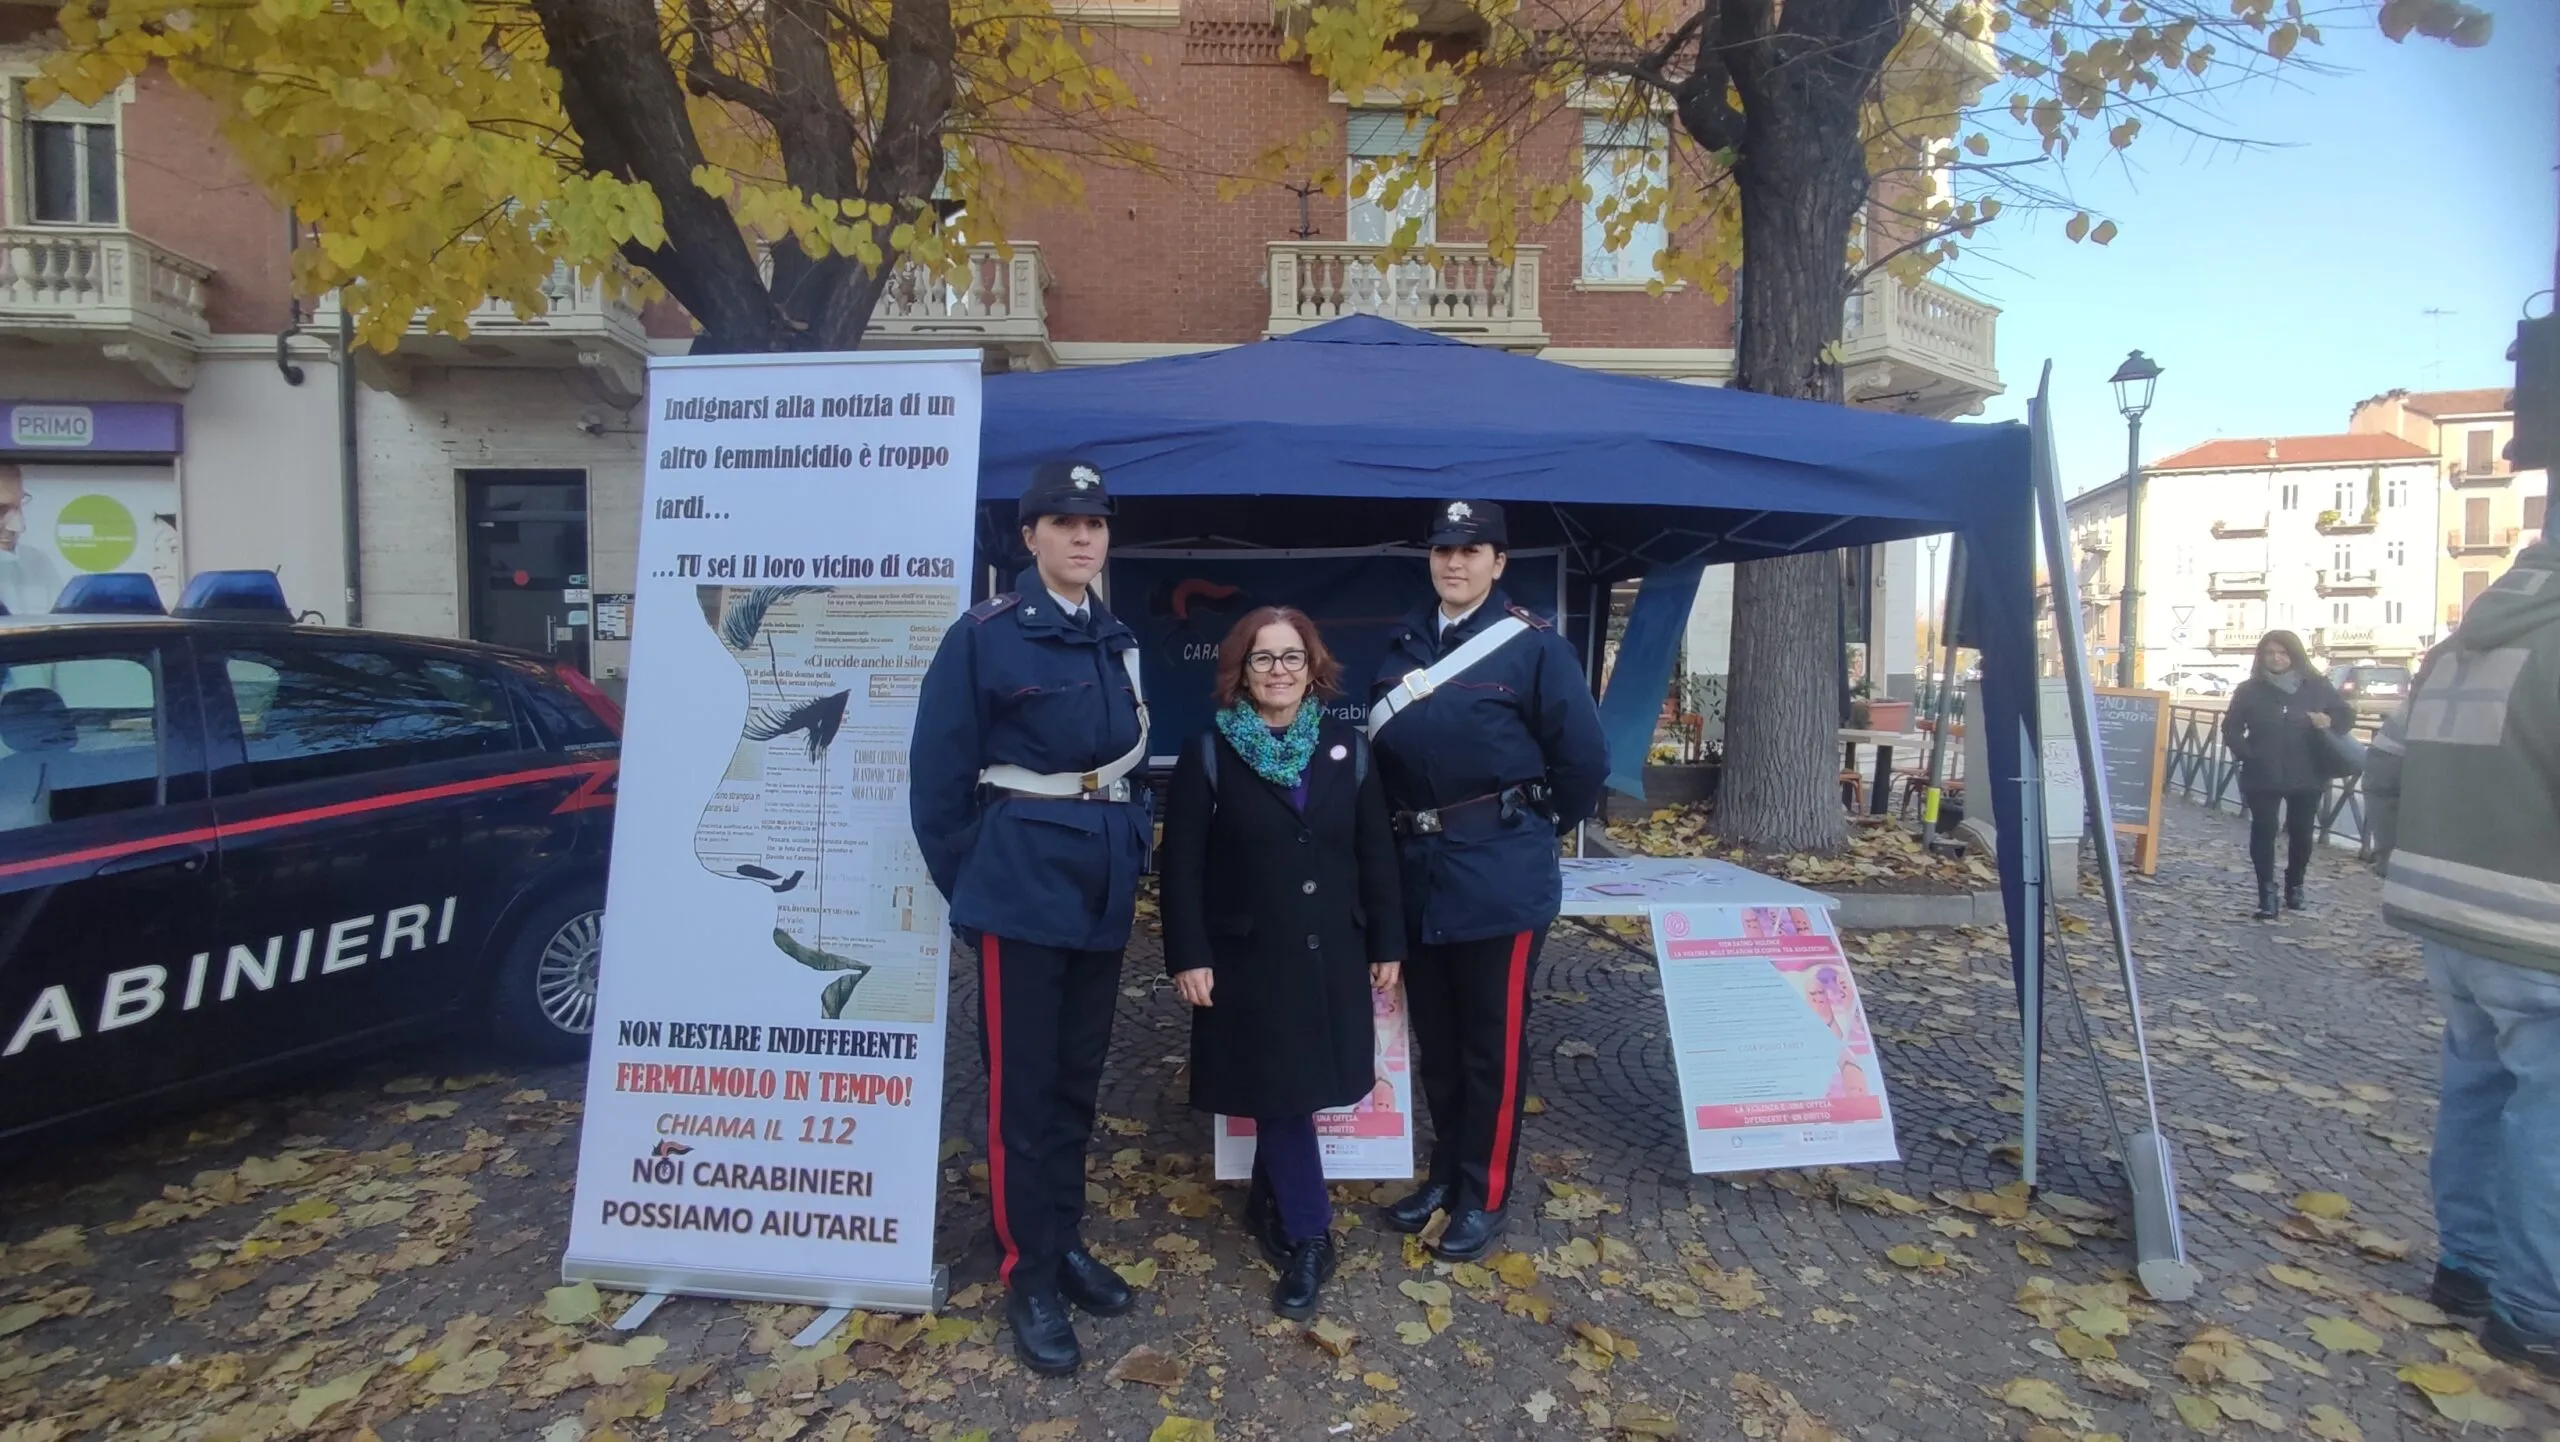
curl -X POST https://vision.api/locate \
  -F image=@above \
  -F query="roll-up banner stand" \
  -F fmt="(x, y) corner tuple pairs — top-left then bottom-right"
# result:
(562, 350), (984, 1313)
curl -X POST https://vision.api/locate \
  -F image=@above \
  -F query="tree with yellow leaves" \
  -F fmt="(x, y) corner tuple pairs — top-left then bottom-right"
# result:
(41, 0), (1146, 354)
(1262, 0), (2490, 852)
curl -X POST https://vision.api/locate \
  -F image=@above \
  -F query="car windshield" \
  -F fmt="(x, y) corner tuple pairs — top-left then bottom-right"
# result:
(2361, 668), (2411, 685)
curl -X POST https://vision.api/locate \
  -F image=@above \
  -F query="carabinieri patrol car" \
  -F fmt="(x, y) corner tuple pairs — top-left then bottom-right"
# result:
(0, 571), (621, 1150)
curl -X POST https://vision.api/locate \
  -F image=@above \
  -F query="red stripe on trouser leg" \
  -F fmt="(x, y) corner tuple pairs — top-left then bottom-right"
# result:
(1482, 930), (1534, 1211)
(982, 936), (1018, 1284)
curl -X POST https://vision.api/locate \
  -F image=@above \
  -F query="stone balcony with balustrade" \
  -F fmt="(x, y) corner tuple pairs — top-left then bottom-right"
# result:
(1840, 271), (2001, 418)
(0, 226), (214, 389)
(1265, 242), (1548, 350)
(313, 261), (653, 405)
(860, 244), (1055, 371)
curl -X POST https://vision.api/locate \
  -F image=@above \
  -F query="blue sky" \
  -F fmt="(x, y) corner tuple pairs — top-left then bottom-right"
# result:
(1950, 5), (2557, 498)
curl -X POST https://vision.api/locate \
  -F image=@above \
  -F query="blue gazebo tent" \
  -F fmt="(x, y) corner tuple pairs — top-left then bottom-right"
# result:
(973, 314), (2042, 1000)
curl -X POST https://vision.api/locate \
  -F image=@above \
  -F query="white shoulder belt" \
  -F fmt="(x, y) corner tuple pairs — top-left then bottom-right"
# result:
(979, 647), (1151, 798)
(1366, 616), (1530, 736)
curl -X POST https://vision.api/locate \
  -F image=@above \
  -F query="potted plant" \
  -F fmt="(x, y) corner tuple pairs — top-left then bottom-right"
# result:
(1642, 673), (1725, 805)
(1850, 679), (1914, 733)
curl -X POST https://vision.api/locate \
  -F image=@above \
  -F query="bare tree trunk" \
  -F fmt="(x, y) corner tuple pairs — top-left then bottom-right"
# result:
(1672, 0), (1905, 854)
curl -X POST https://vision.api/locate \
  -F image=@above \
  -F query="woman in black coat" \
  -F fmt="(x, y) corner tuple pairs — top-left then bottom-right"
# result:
(2223, 629), (2356, 920)
(1159, 605), (1404, 1321)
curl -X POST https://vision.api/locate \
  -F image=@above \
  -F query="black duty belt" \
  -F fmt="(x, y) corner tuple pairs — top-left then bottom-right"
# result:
(1393, 782), (1552, 837)
(990, 778), (1137, 804)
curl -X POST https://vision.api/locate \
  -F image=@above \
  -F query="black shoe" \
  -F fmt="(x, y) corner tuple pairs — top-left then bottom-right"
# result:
(1005, 1285), (1081, 1377)
(1243, 1179), (1291, 1270)
(1272, 1233), (1341, 1320)
(1058, 1247), (1133, 1318)
(2285, 881), (2306, 911)
(1432, 1206), (1506, 1261)
(1381, 1180), (1452, 1234)
(2254, 883), (2280, 920)
(2429, 1262), (2494, 1320)
(2482, 1311), (2560, 1379)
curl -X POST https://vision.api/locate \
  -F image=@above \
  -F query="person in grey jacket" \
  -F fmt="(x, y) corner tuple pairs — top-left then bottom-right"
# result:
(2222, 630), (2356, 919)
(2364, 522), (2560, 1379)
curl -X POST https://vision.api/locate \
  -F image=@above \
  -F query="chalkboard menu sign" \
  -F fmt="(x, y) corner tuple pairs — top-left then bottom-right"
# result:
(2090, 687), (2170, 873)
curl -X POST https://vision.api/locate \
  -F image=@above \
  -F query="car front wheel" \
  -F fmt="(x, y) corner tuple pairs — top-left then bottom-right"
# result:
(492, 887), (604, 1061)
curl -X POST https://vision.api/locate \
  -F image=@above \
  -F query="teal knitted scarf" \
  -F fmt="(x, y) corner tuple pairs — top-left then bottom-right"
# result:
(1215, 698), (1321, 787)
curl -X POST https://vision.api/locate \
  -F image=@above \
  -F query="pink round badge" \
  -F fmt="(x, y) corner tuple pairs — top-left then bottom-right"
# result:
(1330, 744), (1349, 760)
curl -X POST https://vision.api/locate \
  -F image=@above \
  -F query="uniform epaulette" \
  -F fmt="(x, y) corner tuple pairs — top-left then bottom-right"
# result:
(966, 593), (1021, 623)
(1506, 603), (1553, 631)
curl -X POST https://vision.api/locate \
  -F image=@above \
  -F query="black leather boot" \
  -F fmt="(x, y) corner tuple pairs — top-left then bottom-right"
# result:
(2254, 883), (2280, 920)
(1380, 1179), (1451, 1234)
(1272, 1232), (1340, 1320)
(2284, 881), (2306, 912)
(1058, 1247), (1133, 1317)
(1432, 1205), (1507, 1261)
(1243, 1177), (1291, 1269)
(1005, 1283), (1081, 1377)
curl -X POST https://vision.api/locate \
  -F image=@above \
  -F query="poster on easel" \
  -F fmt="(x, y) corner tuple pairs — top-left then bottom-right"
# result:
(1647, 904), (1901, 1173)
(561, 349), (982, 1314)
(1214, 984), (1414, 1181)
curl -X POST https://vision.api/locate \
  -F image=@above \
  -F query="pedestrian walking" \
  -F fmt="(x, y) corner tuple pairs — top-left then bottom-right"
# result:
(2365, 519), (2560, 1379)
(1158, 606), (1405, 1319)
(910, 459), (1149, 1377)
(1368, 500), (1607, 1261)
(2222, 629), (2355, 919)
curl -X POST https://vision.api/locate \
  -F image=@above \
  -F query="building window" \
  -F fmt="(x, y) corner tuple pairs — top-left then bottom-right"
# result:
(2466, 428), (2496, 475)
(2386, 474), (2409, 507)
(2332, 601), (2352, 624)
(1580, 116), (1669, 283)
(2465, 496), (2491, 546)
(2461, 568), (2493, 615)
(2387, 540), (2406, 566)
(2279, 483), (2300, 510)
(2332, 543), (2354, 571)
(2385, 600), (2405, 625)
(2332, 478), (2359, 513)
(2527, 493), (2548, 534)
(1346, 110), (1434, 247)
(18, 90), (120, 226)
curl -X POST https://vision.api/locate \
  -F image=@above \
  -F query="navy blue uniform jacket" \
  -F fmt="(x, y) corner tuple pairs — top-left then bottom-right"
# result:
(909, 568), (1150, 952)
(1368, 589), (1608, 944)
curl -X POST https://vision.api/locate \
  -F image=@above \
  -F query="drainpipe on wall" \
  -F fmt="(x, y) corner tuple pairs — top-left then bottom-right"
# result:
(277, 216), (307, 386)
(337, 303), (363, 628)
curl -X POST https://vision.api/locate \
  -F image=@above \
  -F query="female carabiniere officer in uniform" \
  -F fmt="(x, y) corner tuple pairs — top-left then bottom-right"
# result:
(910, 459), (1149, 1378)
(1368, 500), (1607, 1261)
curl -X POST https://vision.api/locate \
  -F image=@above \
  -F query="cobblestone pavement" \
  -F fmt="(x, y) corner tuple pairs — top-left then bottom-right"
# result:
(5, 797), (2556, 1440)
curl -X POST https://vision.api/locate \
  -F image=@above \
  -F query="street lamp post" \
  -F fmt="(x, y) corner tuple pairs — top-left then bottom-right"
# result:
(2109, 350), (2164, 689)
(1922, 533), (1942, 699)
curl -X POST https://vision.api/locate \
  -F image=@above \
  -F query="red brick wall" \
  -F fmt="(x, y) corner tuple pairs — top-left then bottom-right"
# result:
(121, 69), (296, 336)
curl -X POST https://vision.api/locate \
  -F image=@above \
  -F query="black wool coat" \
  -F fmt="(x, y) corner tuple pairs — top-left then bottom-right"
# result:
(2225, 671), (2356, 797)
(1158, 714), (1406, 1118)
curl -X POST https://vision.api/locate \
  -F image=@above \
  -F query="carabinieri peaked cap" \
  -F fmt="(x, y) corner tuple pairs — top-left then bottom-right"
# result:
(1019, 459), (1113, 521)
(1424, 498), (1507, 548)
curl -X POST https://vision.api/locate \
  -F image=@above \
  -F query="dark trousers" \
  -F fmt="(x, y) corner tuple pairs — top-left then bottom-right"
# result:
(1406, 927), (1546, 1211)
(976, 935), (1121, 1291)
(1251, 1114), (1332, 1244)
(2245, 789), (2321, 888)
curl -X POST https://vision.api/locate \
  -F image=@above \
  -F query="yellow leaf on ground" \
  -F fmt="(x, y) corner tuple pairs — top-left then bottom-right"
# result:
(421, 1347), (506, 1397)
(2293, 1191), (2352, 1220)
(1120, 1257), (1159, 1289)
(2395, 1361), (2474, 1396)
(1148, 1420), (1214, 1442)
(1884, 1244), (1946, 1270)
(2371, 1293), (2449, 1327)
(1394, 1321), (1432, 1345)
(1398, 1280), (1451, 1308)
(1997, 1378), (2088, 1427)
(2303, 1404), (2363, 1442)
(543, 1282), (603, 1325)
(1493, 1252), (1539, 1288)
(2055, 1327), (2115, 1361)
(1362, 1370), (1398, 1392)
(2067, 1304), (2130, 1339)
(2265, 1264), (2339, 1296)
(1306, 1320), (1356, 1357)
(2224, 1172), (2280, 1194)
(2426, 1389), (2524, 1428)
(2172, 1393), (2224, 1433)
(283, 1364), (381, 1429)
(404, 1100), (460, 1121)
(2305, 1316), (2381, 1355)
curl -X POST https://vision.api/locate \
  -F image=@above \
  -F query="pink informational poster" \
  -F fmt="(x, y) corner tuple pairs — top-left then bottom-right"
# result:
(1647, 904), (1900, 1173)
(1213, 984), (1414, 1182)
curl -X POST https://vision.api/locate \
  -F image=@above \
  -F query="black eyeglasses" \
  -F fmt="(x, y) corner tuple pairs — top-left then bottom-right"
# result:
(1245, 649), (1310, 674)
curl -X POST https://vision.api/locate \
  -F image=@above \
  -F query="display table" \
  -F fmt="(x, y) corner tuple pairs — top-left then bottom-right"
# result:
(1559, 856), (1835, 916)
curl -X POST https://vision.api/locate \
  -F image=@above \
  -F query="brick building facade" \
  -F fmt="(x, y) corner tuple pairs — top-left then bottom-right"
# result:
(0, 5), (1999, 699)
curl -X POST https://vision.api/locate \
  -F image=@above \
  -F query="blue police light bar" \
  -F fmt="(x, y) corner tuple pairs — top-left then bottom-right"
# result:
(175, 570), (293, 621)
(54, 573), (167, 615)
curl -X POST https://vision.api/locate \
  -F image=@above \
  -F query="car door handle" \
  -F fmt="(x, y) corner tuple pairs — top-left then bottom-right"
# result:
(94, 844), (209, 879)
